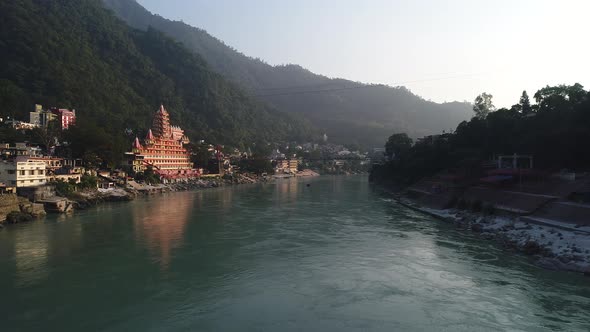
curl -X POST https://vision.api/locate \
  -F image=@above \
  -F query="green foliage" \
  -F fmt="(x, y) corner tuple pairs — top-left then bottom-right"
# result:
(134, 167), (160, 184)
(103, 0), (473, 147)
(31, 120), (61, 155)
(185, 142), (213, 169)
(0, 126), (28, 143)
(534, 83), (586, 111)
(385, 133), (413, 159)
(52, 175), (96, 197)
(79, 175), (98, 190)
(473, 93), (495, 119)
(371, 84), (590, 186)
(519, 91), (532, 115)
(0, 0), (314, 168)
(238, 158), (274, 174)
(251, 141), (273, 158)
(53, 180), (76, 196)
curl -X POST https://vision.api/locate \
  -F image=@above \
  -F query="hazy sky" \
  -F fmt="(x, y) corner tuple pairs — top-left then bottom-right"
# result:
(138, 0), (589, 107)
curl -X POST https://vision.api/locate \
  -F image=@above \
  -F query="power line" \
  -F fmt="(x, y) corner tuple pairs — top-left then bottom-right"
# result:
(249, 72), (491, 98)
(251, 84), (376, 97)
(252, 80), (354, 92)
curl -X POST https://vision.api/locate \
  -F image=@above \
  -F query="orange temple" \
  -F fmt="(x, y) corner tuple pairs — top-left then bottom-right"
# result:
(127, 105), (199, 181)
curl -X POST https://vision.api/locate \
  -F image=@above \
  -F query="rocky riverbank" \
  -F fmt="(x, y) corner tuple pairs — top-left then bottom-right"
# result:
(127, 173), (272, 194)
(0, 194), (46, 225)
(0, 173), (283, 226)
(393, 196), (590, 276)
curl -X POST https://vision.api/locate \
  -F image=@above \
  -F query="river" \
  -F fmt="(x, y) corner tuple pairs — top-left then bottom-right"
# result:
(1, 175), (589, 331)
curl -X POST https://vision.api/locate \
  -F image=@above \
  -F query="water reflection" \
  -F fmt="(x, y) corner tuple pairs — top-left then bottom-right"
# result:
(274, 178), (299, 204)
(132, 194), (192, 269)
(4, 219), (83, 288)
(1, 176), (589, 331)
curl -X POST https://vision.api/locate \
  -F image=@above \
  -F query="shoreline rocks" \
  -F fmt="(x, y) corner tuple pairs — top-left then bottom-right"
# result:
(1, 194), (47, 226)
(394, 196), (590, 276)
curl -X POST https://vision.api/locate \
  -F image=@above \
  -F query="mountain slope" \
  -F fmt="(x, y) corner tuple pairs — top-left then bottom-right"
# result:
(0, 0), (314, 152)
(102, 0), (473, 146)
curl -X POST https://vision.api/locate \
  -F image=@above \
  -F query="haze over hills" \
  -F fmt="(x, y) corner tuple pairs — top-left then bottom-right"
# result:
(102, 0), (473, 147)
(0, 0), (314, 157)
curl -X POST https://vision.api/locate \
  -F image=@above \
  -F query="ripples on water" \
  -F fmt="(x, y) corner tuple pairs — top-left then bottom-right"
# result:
(0, 176), (589, 331)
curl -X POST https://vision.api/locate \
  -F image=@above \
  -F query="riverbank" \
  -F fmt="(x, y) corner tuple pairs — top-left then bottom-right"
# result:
(0, 194), (46, 225)
(5, 175), (589, 330)
(391, 194), (590, 275)
(0, 173), (277, 224)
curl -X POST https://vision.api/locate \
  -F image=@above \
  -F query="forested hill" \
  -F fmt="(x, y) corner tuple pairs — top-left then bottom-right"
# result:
(102, 0), (473, 147)
(0, 0), (314, 150)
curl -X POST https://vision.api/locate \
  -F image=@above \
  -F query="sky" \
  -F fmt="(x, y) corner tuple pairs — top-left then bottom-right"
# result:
(137, 0), (589, 108)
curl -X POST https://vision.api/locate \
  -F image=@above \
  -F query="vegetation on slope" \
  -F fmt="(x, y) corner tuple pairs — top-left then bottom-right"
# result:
(371, 84), (590, 186)
(102, 0), (473, 147)
(0, 0), (315, 166)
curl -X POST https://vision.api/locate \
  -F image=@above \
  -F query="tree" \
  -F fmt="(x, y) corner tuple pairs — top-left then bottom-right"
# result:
(238, 158), (273, 174)
(0, 126), (27, 143)
(385, 133), (413, 159)
(473, 93), (495, 119)
(186, 142), (212, 168)
(251, 141), (273, 158)
(519, 90), (532, 114)
(372, 84), (590, 187)
(31, 119), (61, 155)
(534, 83), (586, 111)
(82, 152), (102, 170)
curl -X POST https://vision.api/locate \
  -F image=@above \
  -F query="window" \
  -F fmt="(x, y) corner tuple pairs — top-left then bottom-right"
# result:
(29, 170), (35, 176)
(19, 170), (25, 176)
(38, 170), (44, 175)
(7, 170), (15, 175)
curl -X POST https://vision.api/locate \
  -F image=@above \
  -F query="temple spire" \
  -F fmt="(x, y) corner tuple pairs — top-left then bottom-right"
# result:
(152, 104), (172, 138)
(132, 137), (143, 150)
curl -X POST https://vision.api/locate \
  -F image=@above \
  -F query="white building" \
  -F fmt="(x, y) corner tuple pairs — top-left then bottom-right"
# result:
(0, 157), (47, 187)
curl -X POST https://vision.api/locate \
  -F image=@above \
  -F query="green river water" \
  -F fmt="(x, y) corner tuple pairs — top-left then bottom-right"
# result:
(1, 175), (589, 331)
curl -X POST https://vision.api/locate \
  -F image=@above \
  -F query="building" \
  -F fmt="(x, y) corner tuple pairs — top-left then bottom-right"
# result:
(29, 104), (56, 128)
(49, 108), (76, 129)
(1, 143), (42, 160)
(126, 105), (199, 181)
(0, 182), (16, 194)
(0, 157), (47, 188)
(275, 159), (299, 174)
(29, 105), (76, 129)
(6, 120), (38, 130)
(27, 157), (63, 173)
(46, 173), (82, 184)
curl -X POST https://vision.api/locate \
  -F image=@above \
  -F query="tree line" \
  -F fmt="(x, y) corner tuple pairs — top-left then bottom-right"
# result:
(371, 83), (590, 186)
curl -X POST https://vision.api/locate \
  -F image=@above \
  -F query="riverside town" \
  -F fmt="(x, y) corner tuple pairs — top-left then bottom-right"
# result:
(1, 0), (590, 331)
(1, 103), (370, 217)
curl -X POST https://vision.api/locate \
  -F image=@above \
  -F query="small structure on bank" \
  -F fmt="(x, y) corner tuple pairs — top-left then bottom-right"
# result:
(126, 105), (200, 182)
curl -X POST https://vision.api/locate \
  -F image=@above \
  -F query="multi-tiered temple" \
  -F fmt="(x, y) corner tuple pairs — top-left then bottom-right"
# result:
(127, 105), (200, 181)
